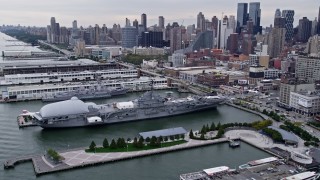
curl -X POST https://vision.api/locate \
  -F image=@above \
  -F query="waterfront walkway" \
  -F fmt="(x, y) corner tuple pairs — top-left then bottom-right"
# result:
(3, 137), (231, 175)
(224, 130), (307, 155)
(4, 128), (309, 175)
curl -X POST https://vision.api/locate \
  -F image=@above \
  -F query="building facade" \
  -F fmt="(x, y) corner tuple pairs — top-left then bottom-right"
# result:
(121, 26), (138, 48)
(295, 57), (320, 83)
(290, 91), (320, 117)
(282, 10), (295, 42)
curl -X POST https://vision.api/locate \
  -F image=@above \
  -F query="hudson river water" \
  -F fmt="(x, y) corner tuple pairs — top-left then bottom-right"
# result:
(0, 32), (270, 180)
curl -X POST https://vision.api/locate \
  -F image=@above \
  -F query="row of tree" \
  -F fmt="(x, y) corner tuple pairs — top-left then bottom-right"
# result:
(189, 120), (273, 140)
(89, 134), (186, 151)
(262, 110), (282, 121)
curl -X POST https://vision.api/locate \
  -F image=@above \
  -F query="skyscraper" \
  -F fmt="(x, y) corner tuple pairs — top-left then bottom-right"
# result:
(125, 18), (131, 27)
(311, 18), (318, 36)
(94, 24), (100, 45)
(159, 16), (164, 29)
(228, 15), (236, 33)
(282, 10), (295, 41)
(274, 17), (286, 28)
(298, 17), (312, 43)
(267, 28), (286, 58)
(50, 17), (56, 43)
(121, 26), (138, 48)
(141, 13), (147, 30)
(236, 3), (248, 33)
(133, 19), (139, 29)
(212, 16), (219, 37)
(197, 12), (206, 32)
(249, 2), (261, 34)
(275, 9), (281, 18)
(170, 27), (182, 53)
(318, 6), (320, 34)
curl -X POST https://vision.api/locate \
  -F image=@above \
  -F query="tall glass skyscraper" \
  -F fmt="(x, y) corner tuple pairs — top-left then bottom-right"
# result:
(282, 10), (295, 41)
(236, 3), (248, 33)
(249, 2), (261, 34)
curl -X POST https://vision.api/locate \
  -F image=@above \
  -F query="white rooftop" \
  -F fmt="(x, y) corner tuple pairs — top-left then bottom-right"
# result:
(248, 157), (278, 166)
(203, 166), (229, 176)
(281, 171), (318, 180)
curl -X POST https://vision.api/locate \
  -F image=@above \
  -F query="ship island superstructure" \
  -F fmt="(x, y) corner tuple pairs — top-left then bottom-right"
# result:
(27, 91), (225, 128)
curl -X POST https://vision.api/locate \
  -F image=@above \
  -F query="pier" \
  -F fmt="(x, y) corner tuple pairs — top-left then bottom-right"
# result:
(4, 137), (235, 176)
(4, 127), (308, 176)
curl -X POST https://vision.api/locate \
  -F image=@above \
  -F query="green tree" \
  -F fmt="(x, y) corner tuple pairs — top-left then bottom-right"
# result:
(262, 109), (268, 114)
(139, 136), (144, 143)
(206, 124), (210, 132)
(201, 125), (206, 134)
(159, 136), (163, 142)
(216, 128), (225, 138)
(117, 138), (126, 148)
(103, 138), (109, 148)
(216, 122), (221, 130)
(127, 138), (131, 142)
(110, 139), (117, 149)
(210, 122), (216, 131)
(150, 136), (158, 147)
(200, 133), (205, 140)
(89, 141), (96, 151)
(189, 129), (194, 139)
(164, 136), (168, 142)
(145, 137), (151, 143)
(133, 137), (138, 147)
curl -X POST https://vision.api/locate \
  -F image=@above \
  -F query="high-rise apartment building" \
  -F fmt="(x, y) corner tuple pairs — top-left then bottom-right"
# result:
(318, 6), (320, 34)
(275, 9), (281, 18)
(125, 18), (131, 27)
(248, 2), (262, 34)
(298, 17), (312, 43)
(226, 33), (238, 54)
(159, 16), (165, 29)
(94, 24), (100, 45)
(170, 27), (182, 53)
(212, 16), (219, 37)
(50, 17), (56, 43)
(121, 26), (138, 48)
(311, 18), (318, 36)
(197, 12), (203, 29)
(282, 10), (295, 41)
(267, 27), (286, 58)
(141, 13), (147, 30)
(228, 15), (236, 32)
(236, 3), (248, 33)
(274, 17), (286, 28)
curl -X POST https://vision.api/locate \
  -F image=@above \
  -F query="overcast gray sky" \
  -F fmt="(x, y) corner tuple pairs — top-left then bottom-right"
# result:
(0, 0), (319, 28)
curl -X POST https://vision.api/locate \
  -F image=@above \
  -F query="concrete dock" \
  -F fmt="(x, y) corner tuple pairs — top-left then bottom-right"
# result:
(3, 137), (234, 176)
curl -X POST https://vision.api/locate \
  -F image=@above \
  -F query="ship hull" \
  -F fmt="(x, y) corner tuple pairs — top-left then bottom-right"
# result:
(38, 104), (219, 129)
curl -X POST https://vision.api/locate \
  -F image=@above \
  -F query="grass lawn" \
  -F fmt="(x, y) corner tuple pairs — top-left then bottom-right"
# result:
(85, 140), (187, 153)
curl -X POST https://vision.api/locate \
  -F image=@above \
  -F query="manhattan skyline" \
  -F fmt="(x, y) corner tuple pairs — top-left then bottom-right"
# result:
(0, 0), (319, 27)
